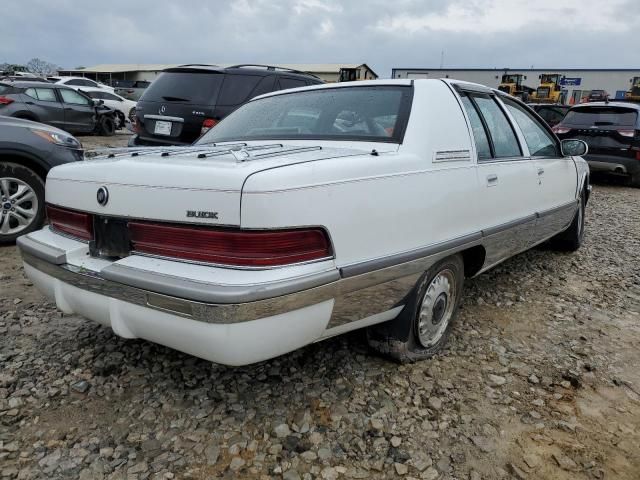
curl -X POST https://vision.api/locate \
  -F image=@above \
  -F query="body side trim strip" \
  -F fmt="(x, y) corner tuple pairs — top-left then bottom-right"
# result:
(340, 232), (483, 278)
(482, 214), (537, 237)
(536, 200), (578, 219)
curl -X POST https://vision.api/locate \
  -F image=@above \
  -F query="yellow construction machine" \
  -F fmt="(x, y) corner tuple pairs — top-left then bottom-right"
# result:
(497, 74), (535, 101)
(530, 73), (564, 104)
(624, 77), (640, 102)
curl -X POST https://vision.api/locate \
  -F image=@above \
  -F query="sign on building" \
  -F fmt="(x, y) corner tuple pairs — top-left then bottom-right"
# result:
(560, 77), (582, 86)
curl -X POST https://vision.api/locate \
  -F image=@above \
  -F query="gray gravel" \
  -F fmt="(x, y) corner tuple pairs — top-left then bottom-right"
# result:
(1, 183), (639, 480)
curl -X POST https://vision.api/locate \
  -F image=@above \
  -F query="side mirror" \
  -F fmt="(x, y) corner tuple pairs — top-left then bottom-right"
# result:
(561, 139), (588, 157)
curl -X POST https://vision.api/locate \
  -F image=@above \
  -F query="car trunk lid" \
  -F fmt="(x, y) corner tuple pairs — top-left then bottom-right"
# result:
(45, 144), (371, 227)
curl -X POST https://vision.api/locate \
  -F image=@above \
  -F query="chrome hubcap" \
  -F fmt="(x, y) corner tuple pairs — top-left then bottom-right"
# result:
(417, 269), (456, 348)
(0, 177), (38, 236)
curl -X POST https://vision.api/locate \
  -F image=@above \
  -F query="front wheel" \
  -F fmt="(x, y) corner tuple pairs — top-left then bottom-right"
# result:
(97, 116), (115, 136)
(0, 163), (45, 244)
(550, 194), (585, 251)
(367, 254), (465, 363)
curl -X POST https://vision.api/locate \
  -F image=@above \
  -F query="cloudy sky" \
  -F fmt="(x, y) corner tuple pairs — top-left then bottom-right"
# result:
(3, 0), (639, 77)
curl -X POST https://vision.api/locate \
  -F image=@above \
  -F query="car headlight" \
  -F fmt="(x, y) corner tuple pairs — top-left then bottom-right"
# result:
(30, 129), (82, 149)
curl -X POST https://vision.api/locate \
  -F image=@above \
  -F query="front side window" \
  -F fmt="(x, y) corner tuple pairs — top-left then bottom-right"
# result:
(502, 99), (558, 157)
(473, 95), (521, 158)
(197, 86), (412, 144)
(60, 89), (90, 105)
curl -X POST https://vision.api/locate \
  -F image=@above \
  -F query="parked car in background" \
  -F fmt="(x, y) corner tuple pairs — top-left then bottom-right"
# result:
(587, 90), (609, 102)
(80, 87), (136, 129)
(528, 103), (570, 127)
(18, 79), (590, 366)
(553, 102), (640, 186)
(0, 81), (117, 136)
(113, 80), (150, 101)
(0, 116), (83, 243)
(48, 76), (115, 93)
(0, 75), (50, 83)
(130, 64), (324, 146)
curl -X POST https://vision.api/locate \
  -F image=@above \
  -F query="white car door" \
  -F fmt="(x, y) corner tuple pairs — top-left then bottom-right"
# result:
(458, 90), (539, 268)
(500, 97), (578, 242)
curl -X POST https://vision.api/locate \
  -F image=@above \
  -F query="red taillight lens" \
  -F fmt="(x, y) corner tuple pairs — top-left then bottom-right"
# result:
(552, 125), (570, 134)
(200, 118), (218, 135)
(0, 96), (14, 105)
(128, 222), (332, 267)
(46, 205), (93, 241)
(618, 129), (635, 138)
(636, 150), (640, 161)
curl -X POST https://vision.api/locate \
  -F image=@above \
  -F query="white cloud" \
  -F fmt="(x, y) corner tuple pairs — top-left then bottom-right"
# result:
(293, 0), (343, 15)
(375, 0), (631, 34)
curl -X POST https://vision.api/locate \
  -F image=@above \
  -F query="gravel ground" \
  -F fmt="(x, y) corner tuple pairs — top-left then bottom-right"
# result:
(1, 182), (639, 480)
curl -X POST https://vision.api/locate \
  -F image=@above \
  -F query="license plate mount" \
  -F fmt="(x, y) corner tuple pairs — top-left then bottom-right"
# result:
(89, 217), (131, 259)
(154, 120), (172, 136)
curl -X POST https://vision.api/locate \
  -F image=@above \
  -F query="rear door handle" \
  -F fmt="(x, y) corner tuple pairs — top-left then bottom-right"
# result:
(486, 174), (498, 186)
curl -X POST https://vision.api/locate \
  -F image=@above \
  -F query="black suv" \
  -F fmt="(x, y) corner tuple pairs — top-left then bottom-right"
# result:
(553, 102), (640, 186)
(130, 64), (324, 146)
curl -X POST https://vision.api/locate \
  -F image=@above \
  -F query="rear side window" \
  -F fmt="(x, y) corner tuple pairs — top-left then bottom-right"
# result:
(563, 107), (638, 127)
(0, 84), (18, 95)
(35, 88), (57, 102)
(473, 96), (521, 158)
(218, 74), (263, 105)
(278, 77), (308, 90)
(141, 71), (224, 105)
(460, 96), (492, 160)
(502, 99), (558, 157)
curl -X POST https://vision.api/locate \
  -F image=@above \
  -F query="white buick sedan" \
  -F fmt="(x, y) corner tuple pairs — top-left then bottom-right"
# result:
(17, 79), (590, 366)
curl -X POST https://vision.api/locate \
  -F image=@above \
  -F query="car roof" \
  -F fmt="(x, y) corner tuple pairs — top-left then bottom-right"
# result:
(7, 80), (78, 90)
(570, 101), (640, 111)
(164, 64), (323, 82)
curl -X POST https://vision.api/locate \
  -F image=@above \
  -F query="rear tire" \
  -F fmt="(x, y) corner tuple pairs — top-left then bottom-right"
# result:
(550, 193), (585, 251)
(629, 172), (640, 188)
(97, 116), (115, 136)
(367, 254), (465, 363)
(0, 163), (45, 244)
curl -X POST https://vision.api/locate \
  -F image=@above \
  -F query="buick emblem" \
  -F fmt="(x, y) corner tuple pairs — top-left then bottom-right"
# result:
(159, 105), (166, 115)
(97, 186), (109, 206)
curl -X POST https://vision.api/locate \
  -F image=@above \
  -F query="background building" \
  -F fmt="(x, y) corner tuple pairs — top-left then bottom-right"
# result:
(58, 63), (378, 84)
(391, 67), (640, 104)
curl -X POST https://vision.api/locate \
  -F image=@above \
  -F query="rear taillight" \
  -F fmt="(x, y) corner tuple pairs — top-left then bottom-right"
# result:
(636, 150), (640, 161)
(617, 129), (635, 138)
(128, 222), (332, 267)
(0, 96), (14, 105)
(200, 118), (218, 136)
(46, 205), (93, 241)
(552, 125), (570, 134)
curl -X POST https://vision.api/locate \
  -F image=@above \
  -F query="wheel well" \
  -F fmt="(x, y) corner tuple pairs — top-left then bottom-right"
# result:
(460, 245), (486, 278)
(0, 153), (48, 182)
(13, 112), (38, 122)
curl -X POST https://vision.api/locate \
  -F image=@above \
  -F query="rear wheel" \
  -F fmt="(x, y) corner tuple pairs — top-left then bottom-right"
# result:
(367, 254), (464, 363)
(629, 172), (640, 188)
(0, 163), (45, 244)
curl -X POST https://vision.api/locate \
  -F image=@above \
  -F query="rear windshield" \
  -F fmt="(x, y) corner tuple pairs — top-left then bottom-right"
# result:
(564, 107), (638, 127)
(196, 85), (413, 144)
(141, 71), (223, 105)
(0, 83), (18, 94)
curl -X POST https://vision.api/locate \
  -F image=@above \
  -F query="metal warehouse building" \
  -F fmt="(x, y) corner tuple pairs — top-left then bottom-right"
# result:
(391, 68), (640, 104)
(58, 63), (378, 84)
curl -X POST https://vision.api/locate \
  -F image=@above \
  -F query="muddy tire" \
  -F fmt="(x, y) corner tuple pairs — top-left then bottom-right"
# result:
(367, 254), (464, 363)
(0, 163), (45, 244)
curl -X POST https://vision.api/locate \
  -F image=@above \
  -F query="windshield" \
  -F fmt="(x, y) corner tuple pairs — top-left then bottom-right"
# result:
(564, 107), (638, 127)
(141, 71), (223, 105)
(197, 85), (413, 144)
